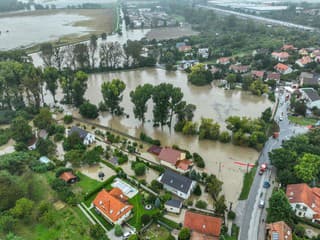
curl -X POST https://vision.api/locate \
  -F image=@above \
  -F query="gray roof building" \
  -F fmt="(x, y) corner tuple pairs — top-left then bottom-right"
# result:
(160, 169), (193, 194)
(302, 88), (320, 101)
(165, 199), (182, 208)
(69, 126), (88, 139)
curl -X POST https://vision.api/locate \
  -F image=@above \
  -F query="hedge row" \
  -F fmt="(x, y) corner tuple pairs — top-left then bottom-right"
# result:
(83, 175), (117, 201)
(140, 132), (161, 146)
(158, 216), (180, 230)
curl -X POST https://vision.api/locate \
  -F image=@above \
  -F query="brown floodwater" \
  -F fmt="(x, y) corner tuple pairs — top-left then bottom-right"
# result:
(50, 68), (273, 204)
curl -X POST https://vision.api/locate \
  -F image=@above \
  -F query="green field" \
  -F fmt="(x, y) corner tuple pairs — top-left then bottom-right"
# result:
(238, 166), (257, 200)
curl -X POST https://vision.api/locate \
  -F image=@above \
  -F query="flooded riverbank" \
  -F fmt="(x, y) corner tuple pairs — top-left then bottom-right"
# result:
(48, 68), (273, 204)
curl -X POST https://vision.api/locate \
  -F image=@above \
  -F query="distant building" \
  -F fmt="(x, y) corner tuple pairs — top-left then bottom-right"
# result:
(229, 64), (250, 73)
(252, 70), (265, 79)
(266, 72), (281, 83)
(271, 52), (290, 62)
(298, 48), (309, 56)
(299, 72), (320, 87)
(282, 44), (296, 51)
(184, 211), (223, 240)
(274, 63), (292, 75)
(68, 126), (95, 145)
(164, 199), (183, 213)
(198, 48), (209, 59)
(93, 189), (133, 225)
(39, 156), (51, 164)
(300, 88), (320, 109)
(27, 136), (37, 151)
(286, 183), (320, 221)
(178, 45), (192, 53)
(158, 169), (196, 199)
(59, 171), (77, 184)
(180, 60), (199, 70)
(216, 57), (231, 65)
(266, 221), (292, 240)
(296, 56), (313, 67)
(158, 147), (193, 172)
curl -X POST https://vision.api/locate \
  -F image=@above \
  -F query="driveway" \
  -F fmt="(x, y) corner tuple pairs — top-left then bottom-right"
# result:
(107, 225), (133, 240)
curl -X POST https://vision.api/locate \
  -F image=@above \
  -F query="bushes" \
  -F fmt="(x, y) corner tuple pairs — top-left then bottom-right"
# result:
(0, 129), (11, 146)
(219, 131), (231, 143)
(193, 184), (202, 196)
(0, 110), (16, 124)
(114, 224), (123, 237)
(133, 162), (146, 176)
(63, 115), (73, 124)
(150, 180), (163, 193)
(29, 160), (54, 173)
(193, 153), (205, 168)
(140, 132), (161, 146)
(141, 214), (151, 225)
(50, 178), (76, 204)
(83, 175), (116, 201)
(79, 102), (99, 119)
(195, 200), (207, 209)
(113, 149), (128, 165)
(227, 210), (236, 220)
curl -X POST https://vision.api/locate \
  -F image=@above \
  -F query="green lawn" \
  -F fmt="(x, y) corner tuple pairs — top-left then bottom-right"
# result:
(89, 208), (113, 230)
(238, 166), (257, 200)
(75, 172), (101, 194)
(128, 194), (160, 230)
(288, 116), (318, 126)
(140, 224), (170, 240)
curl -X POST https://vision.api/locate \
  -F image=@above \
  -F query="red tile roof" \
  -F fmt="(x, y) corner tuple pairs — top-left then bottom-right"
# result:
(109, 187), (128, 202)
(252, 70), (265, 78)
(191, 231), (218, 240)
(267, 72), (281, 80)
(272, 52), (290, 59)
(266, 221), (292, 240)
(286, 183), (320, 219)
(297, 56), (313, 66)
(179, 46), (192, 52)
(93, 189), (133, 223)
(282, 44), (295, 51)
(176, 159), (193, 171)
(59, 171), (77, 182)
(217, 57), (230, 64)
(275, 63), (289, 71)
(184, 211), (222, 237)
(159, 147), (184, 165)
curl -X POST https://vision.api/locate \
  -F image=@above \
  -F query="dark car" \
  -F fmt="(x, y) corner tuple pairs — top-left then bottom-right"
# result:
(263, 181), (270, 188)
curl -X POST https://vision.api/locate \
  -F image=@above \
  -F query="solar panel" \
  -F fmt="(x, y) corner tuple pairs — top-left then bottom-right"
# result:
(272, 232), (279, 240)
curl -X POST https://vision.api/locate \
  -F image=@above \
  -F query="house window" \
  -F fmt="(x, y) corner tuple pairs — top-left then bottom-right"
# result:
(303, 206), (307, 211)
(298, 212), (302, 217)
(296, 204), (301, 209)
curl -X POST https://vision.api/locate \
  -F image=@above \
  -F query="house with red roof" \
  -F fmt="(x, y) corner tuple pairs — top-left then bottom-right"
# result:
(178, 45), (192, 53)
(93, 189), (133, 225)
(271, 52), (290, 62)
(251, 70), (265, 79)
(216, 57), (231, 65)
(266, 72), (281, 83)
(274, 63), (292, 75)
(184, 211), (223, 240)
(229, 64), (250, 73)
(299, 48), (309, 56)
(282, 44), (296, 51)
(266, 221), (292, 240)
(296, 56), (313, 67)
(158, 147), (192, 173)
(59, 171), (77, 184)
(286, 183), (320, 221)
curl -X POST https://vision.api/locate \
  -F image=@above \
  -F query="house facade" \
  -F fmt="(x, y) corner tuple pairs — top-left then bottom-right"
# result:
(271, 52), (290, 62)
(266, 221), (292, 240)
(158, 169), (196, 199)
(286, 183), (320, 222)
(68, 126), (95, 145)
(164, 199), (182, 213)
(300, 88), (320, 109)
(274, 63), (292, 75)
(93, 189), (133, 225)
(158, 147), (192, 173)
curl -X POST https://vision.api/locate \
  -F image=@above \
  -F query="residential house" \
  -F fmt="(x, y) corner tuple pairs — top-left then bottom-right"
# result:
(184, 211), (223, 240)
(68, 126), (95, 145)
(158, 147), (192, 172)
(298, 48), (309, 56)
(180, 60), (199, 70)
(300, 88), (320, 109)
(299, 72), (319, 87)
(178, 45), (192, 53)
(274, 63), (292, 75)
(38, 129), (48, 139)
(59, 171), (77, 184)
(27, 136), (37, 150)
(266, 72), (281, 83)
(158, 169), (196, 199)
(210, 67), (221, 75)
(286, 183), (320, 222)
(93, 188), (133, 225)
(164, 199), (182, 213)
(266, 221), (292, 240)
(252, 70), (265, 79)
(216, 57), (231, 65)
(176, 42), (186, 49)
(252, 48), (269, 56)
(39, 156), (51, 164)
(147, 145), (162, 155)
(311, 49), (320, 58)
(282, 44), (296, 51)
(198, 48), (209, 59)
(229, 64), (250, 73)
(271, 52), (290, 62)
(296, 56), (313, 67)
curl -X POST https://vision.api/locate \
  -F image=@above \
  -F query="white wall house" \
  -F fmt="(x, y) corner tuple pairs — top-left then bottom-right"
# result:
(300, 88), (320, 109)
(164, 199), (182, 213)
(68, 126), (95, 145)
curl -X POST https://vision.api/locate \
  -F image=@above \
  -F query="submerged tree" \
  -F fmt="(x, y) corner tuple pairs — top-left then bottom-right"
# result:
(101, 79), (126, 115)
(130, 84), (153, 123)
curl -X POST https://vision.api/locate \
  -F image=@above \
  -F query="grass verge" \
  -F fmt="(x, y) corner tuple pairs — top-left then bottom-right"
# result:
(238, 166), (257, 200)
(288, 116), (318, 126)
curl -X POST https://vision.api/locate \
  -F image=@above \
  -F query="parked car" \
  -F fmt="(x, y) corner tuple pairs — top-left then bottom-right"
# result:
(258, 199), (265, 208)
(263, 181), (270, 188)
(279, 116), (284, 121)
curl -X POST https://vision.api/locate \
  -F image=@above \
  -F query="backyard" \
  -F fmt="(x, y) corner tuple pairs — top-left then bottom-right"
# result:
(140, 224), (171, 240)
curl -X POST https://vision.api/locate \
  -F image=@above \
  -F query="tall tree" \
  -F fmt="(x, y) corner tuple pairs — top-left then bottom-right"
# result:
(294, 153), (320, 183)
(89, 34), (98, 69)
(73, 43), (90, 70)
(199, 118), (220, 140)
(10, 116), (33, 143)
(22, 65), (42, 110)
(52, 47), (65, 71)
(72, 71), (88, 107)
(152, 83), (172, 128)
(101, 79), (126, 115)
(130, 84), (153, 123)
(123, 40), (142, 67)
(33, 108), (53, 130)
(40, 43), (54, 67)
(43, 67), (59, 103)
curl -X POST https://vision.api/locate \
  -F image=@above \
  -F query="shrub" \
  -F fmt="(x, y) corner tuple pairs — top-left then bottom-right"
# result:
(114, 224), (123, 236)
(193, 153), (205, 168)
(63, 115), (73, 124)
(141, 214), (151, 225)
(186, 199), (193, 206)
(134, 162), (146, 176)
(193, 184), (202, 196)
(195, 200), (207, 209)
(0, 129), (11, 146)
(219, 131), (231, 143)
(227, 210), (236, 220)
(151, 180), (163, 193)
(140, 132), (161, 146)
(178, 227), (191, 240)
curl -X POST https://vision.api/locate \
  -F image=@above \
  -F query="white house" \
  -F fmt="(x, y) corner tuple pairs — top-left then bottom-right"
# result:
(180, 60), (199, 70)
(68, 126), (95, 145)
(286, 183), (320, 222)
(158, 169), (196, 199)
(164, 199), (183, 213)
(198, 48), (209, 59)
(300, 88), (320, 109)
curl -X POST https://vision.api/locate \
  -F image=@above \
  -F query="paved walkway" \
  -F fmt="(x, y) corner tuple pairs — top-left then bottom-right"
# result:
(77, 204), (96, 225)
(80, 202), (108, 233)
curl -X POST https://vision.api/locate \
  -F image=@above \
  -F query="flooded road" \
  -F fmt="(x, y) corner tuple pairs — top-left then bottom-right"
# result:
(49, 68), (273, 204)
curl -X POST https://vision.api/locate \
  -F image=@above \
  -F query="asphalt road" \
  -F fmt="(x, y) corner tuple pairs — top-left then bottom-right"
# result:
(197, 5), (315, 32)
(239, 93), (308, 240)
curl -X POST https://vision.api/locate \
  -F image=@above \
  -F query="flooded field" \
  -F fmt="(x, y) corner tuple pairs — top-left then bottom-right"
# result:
(146, 26), (199, 40)
(49, 68), (273, 204)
